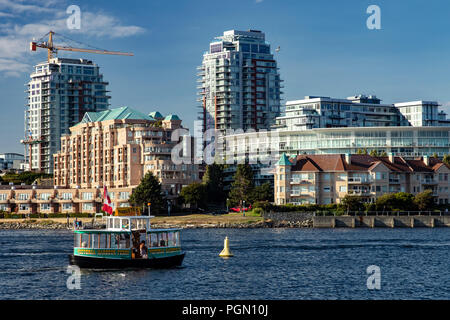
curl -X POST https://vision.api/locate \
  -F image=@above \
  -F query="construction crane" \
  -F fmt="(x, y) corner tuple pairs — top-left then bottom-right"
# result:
(20, 136), (44, 172)
(24, 31), (133, 172)
(30, 30), (134, 61)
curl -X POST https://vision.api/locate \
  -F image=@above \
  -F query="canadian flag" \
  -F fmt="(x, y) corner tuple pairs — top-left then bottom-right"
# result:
(101, 186), (114, 215)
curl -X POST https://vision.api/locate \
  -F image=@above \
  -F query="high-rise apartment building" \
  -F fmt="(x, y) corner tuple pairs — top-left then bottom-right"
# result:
(25, 57), (110, 173)
(197, 30), (282, 133)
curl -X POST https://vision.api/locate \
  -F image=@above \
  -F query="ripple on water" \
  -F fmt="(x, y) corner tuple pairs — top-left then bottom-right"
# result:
(1, 228), (450, 299)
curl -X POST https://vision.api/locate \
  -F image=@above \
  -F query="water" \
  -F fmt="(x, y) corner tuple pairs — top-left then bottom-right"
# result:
(1, 228), (450, 299)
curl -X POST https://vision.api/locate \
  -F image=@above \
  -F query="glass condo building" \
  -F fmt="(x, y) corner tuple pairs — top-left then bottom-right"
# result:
(197, 30), (283, 133)
(219, 94), (450, 186)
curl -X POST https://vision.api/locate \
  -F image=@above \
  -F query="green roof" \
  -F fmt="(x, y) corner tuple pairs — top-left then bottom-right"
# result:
(164, 114), (180, 121)
(149, 111), (163, 119)
(277, 153), (291, 166)
(80, 107), (155, 124)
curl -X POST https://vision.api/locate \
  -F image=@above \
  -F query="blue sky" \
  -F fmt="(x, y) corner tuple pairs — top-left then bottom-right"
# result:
(1, 0), (450, 153)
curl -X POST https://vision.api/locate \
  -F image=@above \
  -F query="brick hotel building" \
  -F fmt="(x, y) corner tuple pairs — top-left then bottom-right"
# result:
(0, 107), (200, 214)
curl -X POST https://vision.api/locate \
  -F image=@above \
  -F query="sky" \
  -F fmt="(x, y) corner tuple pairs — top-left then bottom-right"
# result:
(1, 0), (450, 153)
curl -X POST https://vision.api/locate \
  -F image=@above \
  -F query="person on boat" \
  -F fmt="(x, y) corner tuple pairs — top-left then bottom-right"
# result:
(159, 239), (166, 247)
(132, 242), (141, 259)
(140, 241), (148, 259)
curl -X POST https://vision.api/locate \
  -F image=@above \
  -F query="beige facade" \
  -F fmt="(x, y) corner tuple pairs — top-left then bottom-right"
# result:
(50, 107), (200, 211)
(274, 154), (450, 206)
(0, 186), (134, 214)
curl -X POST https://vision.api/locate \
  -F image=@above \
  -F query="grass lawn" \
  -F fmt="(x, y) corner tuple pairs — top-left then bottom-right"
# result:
(0, 213), (264, 226)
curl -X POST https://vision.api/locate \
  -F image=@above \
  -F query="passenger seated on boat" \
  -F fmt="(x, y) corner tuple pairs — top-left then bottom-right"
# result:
(159, 239), (166, 247)
(140, 241), (148, 259)
(81, 242), (87, 248)
(132, 243), (141, 259)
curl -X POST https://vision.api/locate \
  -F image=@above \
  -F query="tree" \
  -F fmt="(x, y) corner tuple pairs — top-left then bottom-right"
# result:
(202, 164), (226, 204)
(375, 192), (416, 211)
(129, 172), (166, 215)
(414, 189), (435, 211)
(180, 182), (207, 209)
(228, 164), (254, 207)
(369, 150), (379, 157)
(341, 194), (365, 212)
(249, 182), (273, 203)
(443, 154), (450, 167)
(357, 149), (368, 155)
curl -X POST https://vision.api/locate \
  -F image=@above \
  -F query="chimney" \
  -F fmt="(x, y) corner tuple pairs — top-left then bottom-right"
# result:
(423, 155), (430, 166)
(345, 153), (351, 165)
(388, 152), (394, 163)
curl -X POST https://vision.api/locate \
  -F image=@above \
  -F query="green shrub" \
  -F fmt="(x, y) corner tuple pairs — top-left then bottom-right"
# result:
(251, 208), (263, 216)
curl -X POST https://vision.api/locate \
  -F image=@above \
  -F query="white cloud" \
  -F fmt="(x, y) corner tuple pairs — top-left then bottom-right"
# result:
(0, 0), (145, 77)
(0, 11), (15, 17)
(0, 58), (29, 77)
(0, 0), (57, 14)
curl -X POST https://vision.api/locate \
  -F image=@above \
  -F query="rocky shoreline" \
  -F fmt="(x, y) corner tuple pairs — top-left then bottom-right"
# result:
(0, 218), (313, 230)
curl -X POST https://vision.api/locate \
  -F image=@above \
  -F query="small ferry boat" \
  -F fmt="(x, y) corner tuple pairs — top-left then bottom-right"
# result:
(68, 214), (185, 269)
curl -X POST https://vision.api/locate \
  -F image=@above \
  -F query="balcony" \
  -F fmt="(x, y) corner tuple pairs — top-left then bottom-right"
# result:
(290, 179), (313, 185)
(347, 190), (373, 196)
(348, 177), (372, 184)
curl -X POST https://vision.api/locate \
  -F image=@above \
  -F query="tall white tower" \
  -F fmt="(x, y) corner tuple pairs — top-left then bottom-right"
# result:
(25, 57), (110, 173)
(197, 30), (283, 133)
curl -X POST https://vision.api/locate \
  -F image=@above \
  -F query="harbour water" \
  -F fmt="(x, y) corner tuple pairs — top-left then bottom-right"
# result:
(1, 228), (450, 299)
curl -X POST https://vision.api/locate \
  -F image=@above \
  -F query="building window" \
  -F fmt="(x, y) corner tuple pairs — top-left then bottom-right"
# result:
(18, 194), (29, 200)
(81, 192), (93, 200)
(82, 203), (93, 211)
(63, 203), (72, 210)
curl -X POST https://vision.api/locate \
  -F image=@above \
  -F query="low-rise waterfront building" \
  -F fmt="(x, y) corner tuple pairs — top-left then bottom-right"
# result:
(218, 94), (450, 187)
(274, 153), (450, 206)
(0, 153), (25, 171)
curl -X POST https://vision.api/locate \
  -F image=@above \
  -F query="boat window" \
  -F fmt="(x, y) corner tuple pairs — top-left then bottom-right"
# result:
(175, 231), (180, 247)
(168, 232), (175, 247)
(74, 233), (81, 248)
(119, 234), (130, 249)
(110, 234), (119, 249)
(149, 233), (158, 248)
(158, 232), (168, 247)
(168, 231), (180, 247)
(108, 219), (114, 229)
(81, 233), (89, 248)
(136, 219), (147, 230)
(114, 219), (120, 229)
(121, 219), (129, 230)
(99, 234), (107, 248)
(131, 219), (138, 230)
(89, 233), (95, 248)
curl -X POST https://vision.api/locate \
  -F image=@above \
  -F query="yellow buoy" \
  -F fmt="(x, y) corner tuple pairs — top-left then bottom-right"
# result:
(219, 236), (234, 257)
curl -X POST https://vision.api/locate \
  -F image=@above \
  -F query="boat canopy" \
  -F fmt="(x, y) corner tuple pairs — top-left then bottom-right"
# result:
(105, 215), (154, 232)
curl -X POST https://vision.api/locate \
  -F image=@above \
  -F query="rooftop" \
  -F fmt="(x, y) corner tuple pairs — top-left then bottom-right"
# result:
(80, 106), (155, 124)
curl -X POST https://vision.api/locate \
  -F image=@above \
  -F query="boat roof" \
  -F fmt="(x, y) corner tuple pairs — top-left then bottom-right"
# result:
(74, 228), (182, 234)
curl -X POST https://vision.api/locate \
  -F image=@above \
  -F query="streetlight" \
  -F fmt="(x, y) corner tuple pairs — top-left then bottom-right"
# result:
(226, 198), (229, 212)
(243, 200), (246, 217)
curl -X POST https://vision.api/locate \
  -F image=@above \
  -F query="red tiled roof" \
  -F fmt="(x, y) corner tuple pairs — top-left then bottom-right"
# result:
(288, 154), (448, 173)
